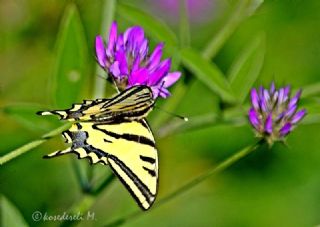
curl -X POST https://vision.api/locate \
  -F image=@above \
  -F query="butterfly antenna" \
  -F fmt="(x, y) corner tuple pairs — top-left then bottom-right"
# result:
(154, 81), (166, 102)
(105, 73), (120, 94)
(154, 105), (188, 121)
(153, 82), (188, 121)
(107, 73), (120, 94)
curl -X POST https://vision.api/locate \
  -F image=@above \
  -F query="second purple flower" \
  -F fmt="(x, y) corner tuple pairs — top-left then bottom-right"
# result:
(248, 83), (307, 144)
(95, 21), (181, 99)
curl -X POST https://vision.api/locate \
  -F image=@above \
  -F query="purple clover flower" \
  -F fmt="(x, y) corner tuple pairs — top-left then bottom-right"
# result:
(248, 83), (307, 144)
(95, 21), (181, 99)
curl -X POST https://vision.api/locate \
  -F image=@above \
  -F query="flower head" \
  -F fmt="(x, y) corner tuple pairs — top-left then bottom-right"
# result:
(248, 83), (306, 144)
(95, 21), (181, 99)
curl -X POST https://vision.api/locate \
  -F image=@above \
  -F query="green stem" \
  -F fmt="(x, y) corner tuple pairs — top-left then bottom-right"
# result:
(60, 174), (116, 226)
(157, 113), (218, 138)
(301, 82), (320, 98)
(157, 104), (250, 138)
(93, 0), (117, 99)
(85, 164), (94, 191)
(179, 0), (190, 48)
(71, 159), (90, 193)
(301, 113), (320, 125)
(104, 140), (263, 226)
(61, 194), (96, 227)
(92, 173), (116, 195)
(202, 0), (248, 59)
(156, 141), (261, 206)
(0, 123), (71, 165)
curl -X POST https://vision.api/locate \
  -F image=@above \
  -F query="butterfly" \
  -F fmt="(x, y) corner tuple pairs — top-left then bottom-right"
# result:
(37, 85), (158, 210)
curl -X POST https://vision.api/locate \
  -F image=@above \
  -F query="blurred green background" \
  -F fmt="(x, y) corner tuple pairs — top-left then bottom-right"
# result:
(1, 0), (320, 226)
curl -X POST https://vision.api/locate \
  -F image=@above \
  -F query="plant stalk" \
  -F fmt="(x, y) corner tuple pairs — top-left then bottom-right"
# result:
(0, 123), (70, 165)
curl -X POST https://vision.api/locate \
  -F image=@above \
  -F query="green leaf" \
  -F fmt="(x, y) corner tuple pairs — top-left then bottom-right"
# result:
(180, 48), (236, 103)
(179, 0), (190, 48)
(228, 33), (265, 103)
(93, 0), (116, 99)
(1, 195), (29, 227)
(52, 3), (88, 108)
(302, 113), (320, 125)
(202, 0), (264, 59)
(222, 105), (248, 126)
(2, 103), (59, 131)
(301, 82), (320, 98)
(117, 3), (178, 48)
(202, 0), (247, 59)
(0, 123), (71, 165)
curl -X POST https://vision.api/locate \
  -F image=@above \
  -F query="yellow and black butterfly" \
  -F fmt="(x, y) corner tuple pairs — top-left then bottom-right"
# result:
(37, 85), (158, 210)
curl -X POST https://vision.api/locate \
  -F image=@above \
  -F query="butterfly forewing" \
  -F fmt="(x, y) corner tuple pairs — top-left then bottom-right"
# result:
(38, 86), (158, 210)
(37, 86), (154, 122)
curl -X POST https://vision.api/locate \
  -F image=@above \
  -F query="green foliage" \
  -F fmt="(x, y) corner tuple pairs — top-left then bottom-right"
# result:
(202, 0), (249, 59)
(301, 82), (320, 98)
(228, 33), (266, 103)
(93, 0), (116, 98)
(117, 3), (178, 48)
(2, 104), (59, 131)
(1, 0), (320, 226)
(52, 4), (88, 108)
(181, 48), (236, 103)
(178, 0), (191, 48)
(1, 196), (29, 227)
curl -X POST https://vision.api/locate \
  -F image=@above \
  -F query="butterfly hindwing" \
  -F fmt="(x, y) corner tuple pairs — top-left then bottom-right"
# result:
(43, 122), (109, 165)
(43, 120), (158, 209)
(94, 120), (158, 210)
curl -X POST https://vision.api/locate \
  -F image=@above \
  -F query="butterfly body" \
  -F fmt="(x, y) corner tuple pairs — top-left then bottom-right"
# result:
(38, 86), (158, 210)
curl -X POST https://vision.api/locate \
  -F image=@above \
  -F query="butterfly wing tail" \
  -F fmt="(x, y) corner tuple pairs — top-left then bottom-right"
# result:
(36, 111), (53, 115)
(43, 148), (72, 159)
(43, 147), (108, 165)
(37, 110), (69, 120)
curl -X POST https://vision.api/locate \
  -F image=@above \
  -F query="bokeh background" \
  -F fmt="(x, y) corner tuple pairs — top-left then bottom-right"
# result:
(1, 0), (320, 226)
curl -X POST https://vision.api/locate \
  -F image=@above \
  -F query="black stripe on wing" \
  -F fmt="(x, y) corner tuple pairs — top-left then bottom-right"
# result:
(107, 154), (156, 210)
(142, 166), (157, 177)
(90, 105), (154, 122)
(92, 124), (156, 148)
(140, 155), (156, 164)
(140, 119), (152, 131)
(102, 86), (152, 109)
(91, 86), (154, 121)
(114, 98), (153, 111)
